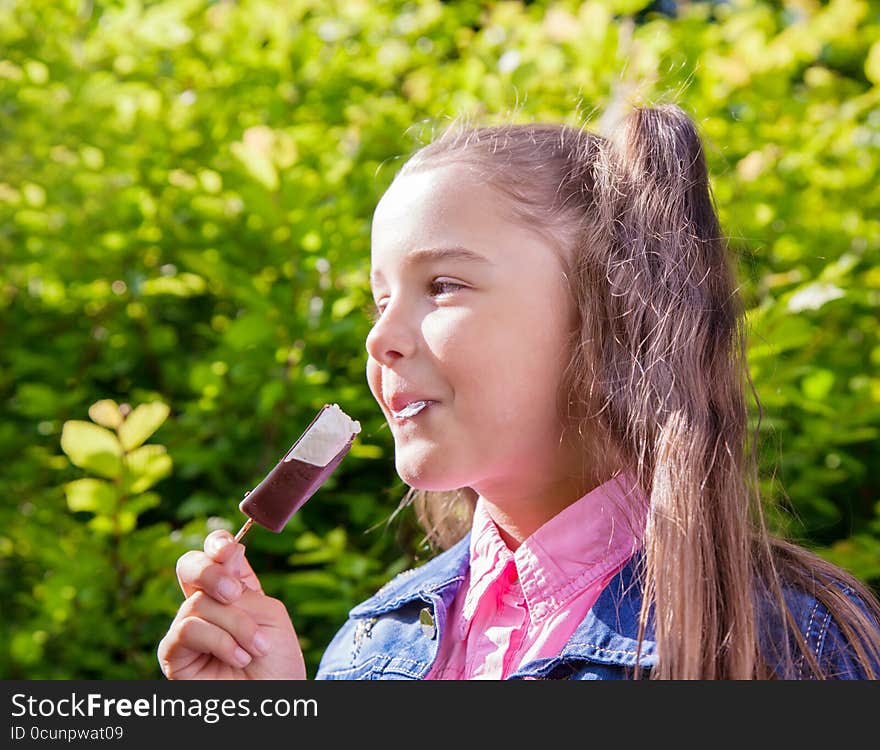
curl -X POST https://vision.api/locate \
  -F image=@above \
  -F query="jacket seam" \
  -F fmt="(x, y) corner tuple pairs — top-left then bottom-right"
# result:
(524, 557), (631, 624)
(384, 656), (432, 666)
(563, 642), (640, 657)
(814, 610), (832, 665)
(319, 654), (388, 678)
(797, 599), (820, 677)
(424, 575), (466, 595)
(382, 656), (439, 679)
(351, 574), (466, 616)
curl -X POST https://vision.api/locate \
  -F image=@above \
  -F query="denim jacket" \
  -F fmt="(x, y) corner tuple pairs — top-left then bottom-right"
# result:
(315, 533), (876, 680)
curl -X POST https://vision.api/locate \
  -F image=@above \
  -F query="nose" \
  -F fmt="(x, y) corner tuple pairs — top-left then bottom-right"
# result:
(364, 298), (417, 365)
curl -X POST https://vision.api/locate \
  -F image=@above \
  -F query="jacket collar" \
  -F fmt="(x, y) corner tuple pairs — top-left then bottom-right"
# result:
(348, 532), (657, 669)
(349, 534), (471, 618)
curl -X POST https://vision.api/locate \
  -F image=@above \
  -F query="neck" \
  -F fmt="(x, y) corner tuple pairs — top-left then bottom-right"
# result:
(473, 470), (610, 551)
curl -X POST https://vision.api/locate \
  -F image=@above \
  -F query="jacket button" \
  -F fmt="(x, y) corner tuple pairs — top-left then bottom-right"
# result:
(419, 607), (436, 639)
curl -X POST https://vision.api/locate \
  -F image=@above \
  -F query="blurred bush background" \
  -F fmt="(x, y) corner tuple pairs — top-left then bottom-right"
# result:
(1, 0), (879, 678)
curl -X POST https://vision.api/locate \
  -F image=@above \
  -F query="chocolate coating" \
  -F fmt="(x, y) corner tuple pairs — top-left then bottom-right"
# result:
(238, 437), (354, 532)
(238, 405), (357, 533)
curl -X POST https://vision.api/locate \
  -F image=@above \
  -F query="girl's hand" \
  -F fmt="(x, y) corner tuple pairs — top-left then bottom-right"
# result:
(157, 530), (307, 680)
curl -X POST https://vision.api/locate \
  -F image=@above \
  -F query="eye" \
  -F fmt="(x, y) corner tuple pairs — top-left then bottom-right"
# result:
(365, 280), (465, 325)
(429, 279), (465, 296)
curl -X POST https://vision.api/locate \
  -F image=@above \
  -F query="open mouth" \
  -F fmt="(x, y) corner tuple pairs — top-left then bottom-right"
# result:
(391, 400), (434, 419)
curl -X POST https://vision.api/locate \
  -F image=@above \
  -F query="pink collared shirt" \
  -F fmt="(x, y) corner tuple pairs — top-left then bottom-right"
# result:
(425, 472), (646, 680)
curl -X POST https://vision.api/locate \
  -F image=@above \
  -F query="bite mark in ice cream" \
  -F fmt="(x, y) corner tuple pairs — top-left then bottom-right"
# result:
(234, 404), (360, 540)
(284, 404), (360, 465)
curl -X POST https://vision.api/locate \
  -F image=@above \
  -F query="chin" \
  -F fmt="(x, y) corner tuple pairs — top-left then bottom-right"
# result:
(394, 455), (463, 492)
(396, 468), (455, 492)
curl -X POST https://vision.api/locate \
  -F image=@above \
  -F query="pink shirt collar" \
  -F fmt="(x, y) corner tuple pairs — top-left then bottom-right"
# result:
(463, 472), (647, 629)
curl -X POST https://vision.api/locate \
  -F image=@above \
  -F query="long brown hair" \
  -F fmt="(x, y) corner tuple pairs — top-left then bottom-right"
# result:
(383, 103), (880, 679)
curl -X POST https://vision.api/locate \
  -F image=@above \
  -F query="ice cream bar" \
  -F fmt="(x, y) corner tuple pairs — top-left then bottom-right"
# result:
(234, 404), (361, 541)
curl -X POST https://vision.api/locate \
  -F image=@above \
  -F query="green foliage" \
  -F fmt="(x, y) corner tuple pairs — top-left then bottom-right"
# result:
(1, 0), (879, 678)
(61, 399), (172, 533)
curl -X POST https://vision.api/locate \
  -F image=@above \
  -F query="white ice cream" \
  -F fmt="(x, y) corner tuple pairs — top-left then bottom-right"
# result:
(284, 404), (361, 466)
(392, 400), (431, 418)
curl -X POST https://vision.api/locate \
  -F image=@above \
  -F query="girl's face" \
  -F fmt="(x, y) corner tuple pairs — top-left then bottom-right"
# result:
(366, 164), (584, 504)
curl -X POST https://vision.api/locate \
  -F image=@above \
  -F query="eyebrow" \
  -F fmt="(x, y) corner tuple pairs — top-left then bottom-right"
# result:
(370, 245), (494, 286)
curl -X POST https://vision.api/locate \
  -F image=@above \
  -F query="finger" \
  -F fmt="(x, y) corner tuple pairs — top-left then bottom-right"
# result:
(204, 531), (261, 590)
(236, 588), (291, 626)
(179, 591), (269, 658)
(174, 615), (254, 670)
(203, 529), (263, 592)
(176, 550), (243, 603)
(203, 530), (240, 563)
(226, 545), (263, 593)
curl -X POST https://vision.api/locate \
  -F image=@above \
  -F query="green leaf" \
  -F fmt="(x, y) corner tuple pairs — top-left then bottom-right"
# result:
(15, 382), (63, 418)
(88, 399), (123, 429)
(124, 444), (173, 493)
(821, 535), (880, 582)
(801, 369), (835, 401)
(287, 547), (338, 566)
(64, 478), (116, 515)
(60, 421), (122, 479)
(224, 314), (273, 350)
(829, 427), (879, 445)
(125, 492), (161, 519)
(748, 317), (816, 361)
(118, 402), (170, 452)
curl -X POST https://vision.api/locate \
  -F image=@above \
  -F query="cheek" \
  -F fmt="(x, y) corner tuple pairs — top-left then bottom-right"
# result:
(365, 358), (382, 401)
(429, 305), (568, 412)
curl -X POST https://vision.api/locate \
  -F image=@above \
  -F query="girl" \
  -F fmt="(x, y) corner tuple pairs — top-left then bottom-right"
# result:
(158, 104), (880, 679)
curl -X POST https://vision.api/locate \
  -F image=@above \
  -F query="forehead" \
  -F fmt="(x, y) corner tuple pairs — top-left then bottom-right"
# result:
(369, 164), (525, 285)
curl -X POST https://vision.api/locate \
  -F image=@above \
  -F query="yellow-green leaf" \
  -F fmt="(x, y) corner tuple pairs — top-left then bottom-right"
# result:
(124, 444), (173, 493)
(141, 273), (207, 297)
(231, 141), (279, 191)
(64, 478), (116, 515)
(606, 0), (654, 15)
(88, 399), (123, 429)
(88, 516), (116, 535)
(865, 40), (880, 86)
(116, 512), (137, 534)
(118, 402), (170, 451)
(60, 420), (122, 479)
(349, 442), (383, 459)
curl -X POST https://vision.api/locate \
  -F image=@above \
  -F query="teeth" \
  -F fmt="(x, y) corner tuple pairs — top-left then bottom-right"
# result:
(393, 400), (430, 418)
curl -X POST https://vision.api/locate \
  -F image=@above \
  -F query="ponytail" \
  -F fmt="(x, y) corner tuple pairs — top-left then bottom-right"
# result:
(587, 104), (755, 677)
(592, 104), (880, 678)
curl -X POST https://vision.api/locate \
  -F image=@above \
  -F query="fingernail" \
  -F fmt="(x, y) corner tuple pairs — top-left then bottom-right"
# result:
(211, 535), (232, 554)
(234, 647), (251, 667)
(253, 631), (270, 656)
(218, 578), (240, 602)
